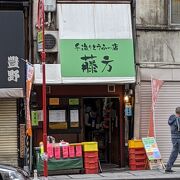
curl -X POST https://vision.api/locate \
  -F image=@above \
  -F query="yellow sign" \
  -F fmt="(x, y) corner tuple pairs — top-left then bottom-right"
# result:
(49, 122), (67, 129)
(37, 31), (43, 43)
(49, 98), (60, 105)
(71, 122), (79, 128)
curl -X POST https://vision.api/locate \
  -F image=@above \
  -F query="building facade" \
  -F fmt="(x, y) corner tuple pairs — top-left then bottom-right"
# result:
(135, 0), (180, 164)
(0, 0), (31, 167)
(31, 0), (135, 168)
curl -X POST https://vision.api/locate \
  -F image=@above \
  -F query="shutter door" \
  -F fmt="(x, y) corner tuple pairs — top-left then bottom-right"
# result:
(0, 99), (18, 166)
(140, 82), (151, 137)
(140, 82), (180, 164)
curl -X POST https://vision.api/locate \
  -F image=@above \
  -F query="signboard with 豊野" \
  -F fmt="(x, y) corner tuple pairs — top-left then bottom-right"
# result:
(142, 137), (161, 160)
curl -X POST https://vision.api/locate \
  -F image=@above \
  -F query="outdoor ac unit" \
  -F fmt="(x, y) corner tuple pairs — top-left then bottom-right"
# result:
(38, 31), (58, 53)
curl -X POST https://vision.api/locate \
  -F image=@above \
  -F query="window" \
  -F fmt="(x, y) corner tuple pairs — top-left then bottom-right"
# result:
(48, 97), (81, 133)
(170, 0), (180, 25)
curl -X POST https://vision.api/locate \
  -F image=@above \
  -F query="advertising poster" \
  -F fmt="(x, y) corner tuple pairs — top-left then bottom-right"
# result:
(142, 137), (161, 160)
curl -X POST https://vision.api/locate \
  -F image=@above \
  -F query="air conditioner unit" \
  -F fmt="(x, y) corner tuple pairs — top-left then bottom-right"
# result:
(38, 31), (58, 53)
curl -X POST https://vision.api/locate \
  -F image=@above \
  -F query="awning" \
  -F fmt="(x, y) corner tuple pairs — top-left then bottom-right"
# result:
(58, 3), (135, 84)
(0, 88), (24, 98)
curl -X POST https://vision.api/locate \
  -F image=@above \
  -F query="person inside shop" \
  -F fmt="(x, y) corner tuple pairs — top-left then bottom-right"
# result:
(84, 106), (97, 141)
(166, 107), (180, 173)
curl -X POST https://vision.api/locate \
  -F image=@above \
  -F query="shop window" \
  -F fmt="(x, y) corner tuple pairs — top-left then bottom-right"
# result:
(48, 97), (81, 133)
(170, 0), (180, 25)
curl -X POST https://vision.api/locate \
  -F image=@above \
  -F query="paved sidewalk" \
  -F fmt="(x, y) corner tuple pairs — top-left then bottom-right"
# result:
(38, 167), (180, 180)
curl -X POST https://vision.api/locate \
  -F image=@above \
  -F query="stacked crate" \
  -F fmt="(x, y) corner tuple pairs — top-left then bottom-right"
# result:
(128, 140), (147, 170)
(82, 142), (99, 174)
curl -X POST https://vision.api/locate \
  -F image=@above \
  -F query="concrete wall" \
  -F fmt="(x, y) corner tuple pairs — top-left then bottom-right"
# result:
(136, 31), (180, 63)
(134, 0), (180, 138)
(136, 0), (167, 26)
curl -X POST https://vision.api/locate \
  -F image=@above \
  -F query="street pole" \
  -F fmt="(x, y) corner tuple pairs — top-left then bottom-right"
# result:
(38, 0), (48, 178)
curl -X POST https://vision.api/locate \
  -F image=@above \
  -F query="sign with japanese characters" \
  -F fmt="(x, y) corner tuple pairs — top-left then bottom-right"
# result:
(0, 11), (25, 89)
(60, 39), (135, 79)
(142, 137), (162, 161)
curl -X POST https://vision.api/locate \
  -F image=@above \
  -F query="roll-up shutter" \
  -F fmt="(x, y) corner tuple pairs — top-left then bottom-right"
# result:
(140, 82), (180, 164)
(0, 99), (18, 166)
(140, 82), (151, 137)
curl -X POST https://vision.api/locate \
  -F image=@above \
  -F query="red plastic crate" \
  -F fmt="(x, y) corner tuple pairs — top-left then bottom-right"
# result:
(84, 152), (98, 163)
(85, 167), (99, 174)
(129, 161), (146, 166)
(129, 164), (146, 171)
(129, 153), (147, 160)
(129, 148), (146, 155)
(84, 161), (98, 169)
(84, 152), (98, 158)
(129, 158), (147, 164)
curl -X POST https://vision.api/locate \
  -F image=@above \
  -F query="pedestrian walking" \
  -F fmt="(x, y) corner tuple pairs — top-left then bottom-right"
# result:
(166, 107), (180, 173)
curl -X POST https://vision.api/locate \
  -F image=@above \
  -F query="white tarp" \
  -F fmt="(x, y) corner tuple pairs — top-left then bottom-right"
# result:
(33, 64), (62, 84)
(57, 4), (132, 39)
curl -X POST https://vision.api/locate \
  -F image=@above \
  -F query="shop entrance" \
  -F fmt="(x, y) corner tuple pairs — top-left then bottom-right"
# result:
(83, 97), (120, 166)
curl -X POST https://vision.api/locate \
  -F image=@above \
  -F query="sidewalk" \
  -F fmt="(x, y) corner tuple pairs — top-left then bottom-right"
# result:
(39, 167), (180, 180)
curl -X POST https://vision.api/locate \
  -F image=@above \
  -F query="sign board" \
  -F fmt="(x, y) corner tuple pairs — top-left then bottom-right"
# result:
(60, 39), (135, 78)
(49, 98), (59, 105)
(37, 30), (43, 52)
(0, 11), (25, 89)
(31, 111), (39, 126)
(69, 98), (79, 105)
(125, 104), (132, 117)
(142, 137), (161, 160)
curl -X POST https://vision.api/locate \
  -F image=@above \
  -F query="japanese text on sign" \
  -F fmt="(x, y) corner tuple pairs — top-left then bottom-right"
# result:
(75, 43), (119, 51)
(7, 56), (20, 82)
(75, 42), (118, 74)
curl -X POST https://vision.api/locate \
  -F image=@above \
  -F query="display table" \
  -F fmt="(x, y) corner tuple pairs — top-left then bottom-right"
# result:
(35, 149), (83, 174)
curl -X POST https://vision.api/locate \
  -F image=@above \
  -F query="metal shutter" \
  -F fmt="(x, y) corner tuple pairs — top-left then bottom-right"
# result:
(140, 82), (180, 164)
(0, 99), (18, 166)
(140, 82), (151, 137)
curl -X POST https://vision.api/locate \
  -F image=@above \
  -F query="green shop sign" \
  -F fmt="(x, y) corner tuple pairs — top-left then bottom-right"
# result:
(60, 39), (135, 78)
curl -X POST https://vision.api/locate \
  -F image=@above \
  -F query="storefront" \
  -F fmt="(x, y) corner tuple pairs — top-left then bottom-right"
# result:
(32, 85), (126, 166)
(33, 2), (135, 169)
(0, 10), (26, 166)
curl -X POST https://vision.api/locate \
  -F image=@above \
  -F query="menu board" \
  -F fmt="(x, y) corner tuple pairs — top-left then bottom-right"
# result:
(142, 137), (161, 160)
(70, 110), (79, 122)
(49, 110), (66, 122)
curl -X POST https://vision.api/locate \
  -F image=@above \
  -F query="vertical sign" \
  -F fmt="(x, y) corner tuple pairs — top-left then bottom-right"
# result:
(26, 64), (34, 136)
(0, 11), (25, 89)
(20, 124), (25, 158)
